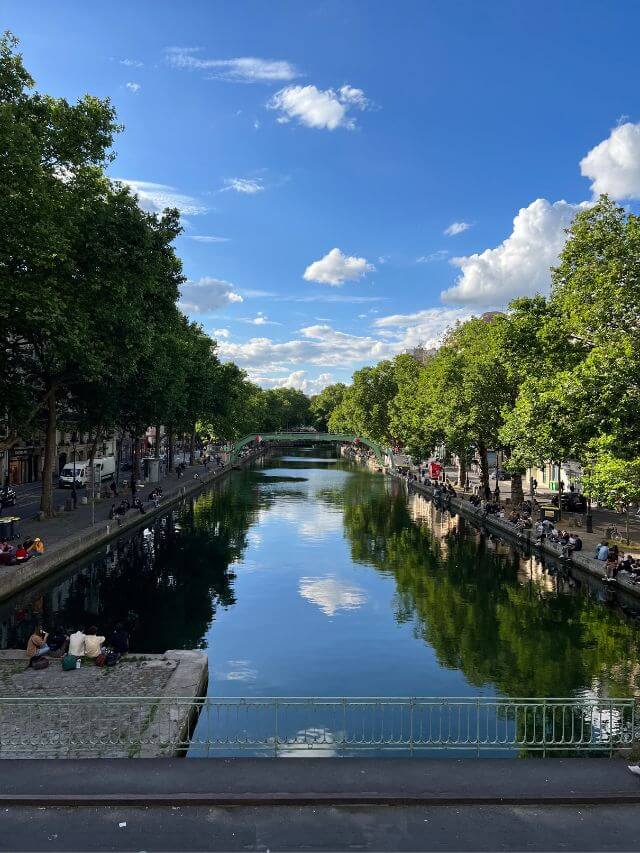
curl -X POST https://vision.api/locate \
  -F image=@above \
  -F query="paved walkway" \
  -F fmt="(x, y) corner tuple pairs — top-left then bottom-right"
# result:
(443, 466), (640, 558)
(0, 649), (207, 759)
(8, 456), (215, 551)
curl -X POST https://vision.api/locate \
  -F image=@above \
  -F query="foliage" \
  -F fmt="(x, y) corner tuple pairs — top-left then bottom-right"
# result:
(309, 383), (348, 431)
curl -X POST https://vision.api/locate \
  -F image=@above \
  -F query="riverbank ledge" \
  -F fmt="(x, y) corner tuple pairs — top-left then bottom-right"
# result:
(0, 448), (265, 604)
(0, 649), (208, 759)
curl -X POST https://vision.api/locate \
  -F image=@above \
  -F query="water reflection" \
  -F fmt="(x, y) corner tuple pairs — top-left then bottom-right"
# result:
(2, 449), (640, 704)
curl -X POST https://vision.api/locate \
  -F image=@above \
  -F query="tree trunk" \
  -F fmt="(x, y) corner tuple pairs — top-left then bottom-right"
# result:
(477, 439), (491, 500)
(511, 472), (524, 507)
(457, 454), (467, 488)
(132, 431), (140, 485)
(39, 385), (57, 517)
(189, 425), (196, 466)
(116, 428), (123, 489)
(167, 425), (174, 472)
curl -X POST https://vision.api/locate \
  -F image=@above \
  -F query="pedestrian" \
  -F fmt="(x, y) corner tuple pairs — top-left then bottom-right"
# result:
(532, 478), (538, 494)
(110, 480), (118, 498)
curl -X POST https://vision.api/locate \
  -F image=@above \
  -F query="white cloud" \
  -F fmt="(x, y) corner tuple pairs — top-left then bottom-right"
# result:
(179, 277), (243, 314)
(253, 370), (334, 394)
(417, 250), (449, 263)
(125, 82), (141, 93)
(441, 198), (589, 306)
(218, 307), (468, 378)
(117, 179), (207, 215)
(212, 328), (230, 339)
(243, 312), (280, 326)
(218, 324), (396, 372)
(444, 221), (472, 236)
(299, 576), (367, 616)
(580, 121), (640, 199)
(188, 235), (230, 243)
(268, 84), (370, 130)
(221, 177), (264, 194)
(165, 48), (298, 82)
(374, 307), (470, 349)
(120, 58), (143, 68)
(303, 248), (375, 286)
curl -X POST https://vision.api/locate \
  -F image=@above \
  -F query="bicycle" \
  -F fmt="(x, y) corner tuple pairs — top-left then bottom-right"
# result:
(606, 524), (623, 542)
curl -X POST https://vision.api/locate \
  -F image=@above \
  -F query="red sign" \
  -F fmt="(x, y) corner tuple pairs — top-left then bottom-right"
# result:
(428, 461), (442, 479)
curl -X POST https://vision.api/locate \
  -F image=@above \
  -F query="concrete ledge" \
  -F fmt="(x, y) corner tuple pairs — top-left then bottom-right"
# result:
(0, 758), (637, 806)
(0, 449), (264, 604)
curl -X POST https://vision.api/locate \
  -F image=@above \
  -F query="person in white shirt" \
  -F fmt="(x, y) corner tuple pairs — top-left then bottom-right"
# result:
(84, 626), (106, 659)
(68, 628), (86, 658)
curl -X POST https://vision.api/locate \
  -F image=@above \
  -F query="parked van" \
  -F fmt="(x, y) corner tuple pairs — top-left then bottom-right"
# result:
(58, 457), (116, 488)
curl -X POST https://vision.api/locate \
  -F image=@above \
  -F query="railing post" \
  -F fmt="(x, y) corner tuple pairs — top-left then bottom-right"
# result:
(274, 699), (279, 758)
(409, 699), (414, 755)
(476, 698), (480, 756)
(542, 699), (547, 758)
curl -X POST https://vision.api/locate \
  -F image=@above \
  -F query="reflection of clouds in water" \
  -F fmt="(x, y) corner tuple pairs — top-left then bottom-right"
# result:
(299, 510), (343, 540)
(257, 500), (343, 541)
(277, 727), (339, 757)
(217, 659), (258, 682)
(299, 575), (367, 616)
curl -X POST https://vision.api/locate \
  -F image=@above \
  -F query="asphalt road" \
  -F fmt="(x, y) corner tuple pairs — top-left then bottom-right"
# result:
(5, 480), (85, 523)
(3, 803), (640, 851)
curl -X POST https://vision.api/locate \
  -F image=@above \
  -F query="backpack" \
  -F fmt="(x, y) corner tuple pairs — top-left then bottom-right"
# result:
(62, 654), (78, 671)
(94, 652), (107, 667)
(105, 650), (120, 667)
(31, 656), (49, 670)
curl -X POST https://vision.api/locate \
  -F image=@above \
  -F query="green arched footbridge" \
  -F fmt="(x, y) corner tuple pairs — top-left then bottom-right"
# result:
(230, 433), (389, 466)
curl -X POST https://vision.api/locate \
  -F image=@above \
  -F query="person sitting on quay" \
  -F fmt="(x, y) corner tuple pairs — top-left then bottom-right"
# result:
(107, 622), (130, 664)
(46, 625), (69, 657)
(14, 542), (30, 562)
(25, 537), (44, 556)
(68, 626), (86, 658)
(26, 625), (49, 666)
(84, 626), (106, 661)
(605, 551), (619, 580)
(595, 540), (609, 561)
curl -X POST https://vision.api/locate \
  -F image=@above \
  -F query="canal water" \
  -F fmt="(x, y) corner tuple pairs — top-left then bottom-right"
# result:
(3, 448), (640, 707)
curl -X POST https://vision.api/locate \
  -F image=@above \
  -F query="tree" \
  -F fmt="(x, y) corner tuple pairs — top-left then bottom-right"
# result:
(583, 439), (640, 544)
(309, 384), (348, 432)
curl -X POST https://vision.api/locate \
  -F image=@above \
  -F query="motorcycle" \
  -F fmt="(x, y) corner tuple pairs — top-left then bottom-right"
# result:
(0, 486), (16, 509)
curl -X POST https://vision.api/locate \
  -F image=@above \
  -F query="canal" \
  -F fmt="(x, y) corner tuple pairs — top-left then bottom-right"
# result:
(2, 448), (640, 706)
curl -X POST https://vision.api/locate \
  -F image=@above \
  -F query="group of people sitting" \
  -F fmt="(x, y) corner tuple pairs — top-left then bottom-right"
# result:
(594, 541), (640, 581)
(0, 537), (44, 565)
(534, 519), (583, 554)
(26, 622), (130, 669)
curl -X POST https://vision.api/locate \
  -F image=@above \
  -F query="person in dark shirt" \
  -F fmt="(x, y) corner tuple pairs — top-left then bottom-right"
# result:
(109, 623), (129, 656)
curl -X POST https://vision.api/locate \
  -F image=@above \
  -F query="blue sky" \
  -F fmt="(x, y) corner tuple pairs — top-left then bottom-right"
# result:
(5, 0), (640, 392)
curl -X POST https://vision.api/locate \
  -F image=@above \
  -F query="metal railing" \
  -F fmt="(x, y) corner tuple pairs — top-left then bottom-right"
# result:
(0, 696), (636, 758)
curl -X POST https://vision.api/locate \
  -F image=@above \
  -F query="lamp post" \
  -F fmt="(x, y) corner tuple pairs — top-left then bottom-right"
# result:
(493, 453), (501, 502)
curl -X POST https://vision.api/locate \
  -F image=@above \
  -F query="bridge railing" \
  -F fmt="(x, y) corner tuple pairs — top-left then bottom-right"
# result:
(0, 696), (636, 757)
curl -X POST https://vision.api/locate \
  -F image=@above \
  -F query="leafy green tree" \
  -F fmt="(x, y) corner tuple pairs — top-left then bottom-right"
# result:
(309, 383), (348, 431)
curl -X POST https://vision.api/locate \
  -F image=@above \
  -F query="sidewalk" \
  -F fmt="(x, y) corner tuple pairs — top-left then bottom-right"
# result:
(446, 466), (640, 558)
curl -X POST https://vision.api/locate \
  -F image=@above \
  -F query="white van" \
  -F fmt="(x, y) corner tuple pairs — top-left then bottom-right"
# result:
(59, 457), (116, 488)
